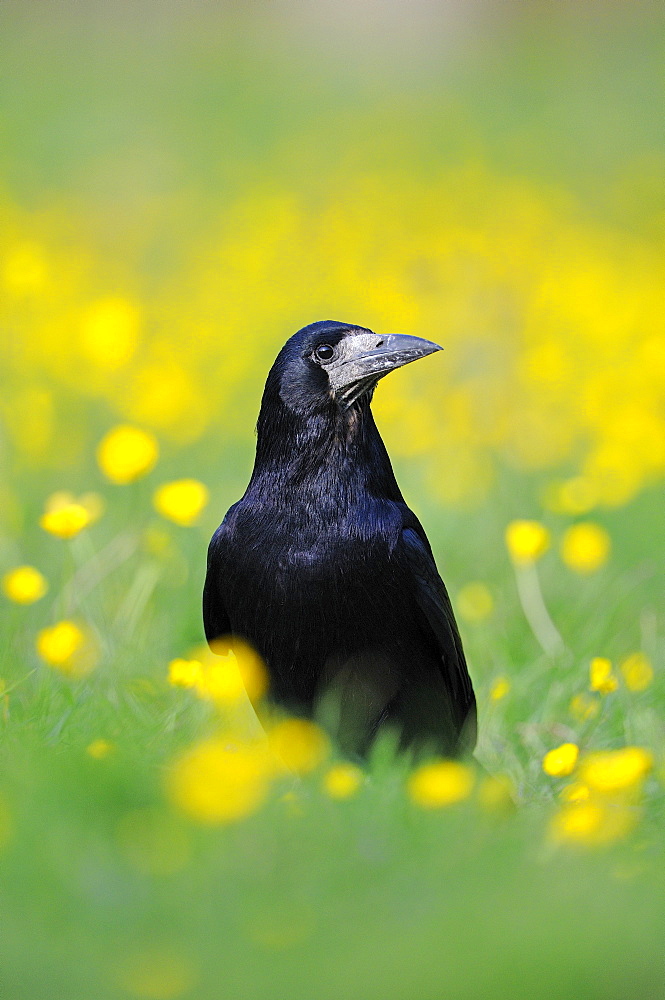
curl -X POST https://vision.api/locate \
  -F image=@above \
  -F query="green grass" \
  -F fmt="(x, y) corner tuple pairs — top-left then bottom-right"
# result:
(1, 3), (664, 996)
(0, 470), (663, 1000)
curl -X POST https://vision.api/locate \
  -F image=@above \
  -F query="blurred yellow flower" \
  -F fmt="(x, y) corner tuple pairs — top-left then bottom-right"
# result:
(199, 656), (246, 703)
(2, 565), (48, 604)
(268, 718), (330, 775)
(549, 801), (635, 846)
(97, 425), (159, 484)
(40, 502), (91, 539)
(37, 620), (84, 664)
(142, 525), (174, 558)
(322, 763), (364, 799)
(80, 297), (141, 371)
(167, 736), (273, 824)
(489, 677), (511, 701)
(543, 477), (598, 515)
(620, 652), (654, 691)
(456, 582), (494, 623)
(78, 491), (106, 523)
(559, 782), (590, 804)
(42, 490), (105, 527)
(542, 743), (579, 777)
(87, 739), (114, 759)
(153, 479), (209, 526)
(122, 362), (207, 441)
(2, 241), (48, 295)
(115, 948), (196, 1000)
(560, 522), (611, 573)
(167, 658), (203, 689)
(505, 520), (550, 565)
(36, 621), (97, 677)
(569, 692), (600, 722)
(194, 640), (268, 704)
(476, 774), (515, 813)
(580, 747), (653, 793)
(2, 166), (664, 511)
(589, 656), (618, 694)
(408, 760), (475, 808)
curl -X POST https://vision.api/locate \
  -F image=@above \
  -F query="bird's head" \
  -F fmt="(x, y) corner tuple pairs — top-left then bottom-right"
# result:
(269, 320), (442, 413)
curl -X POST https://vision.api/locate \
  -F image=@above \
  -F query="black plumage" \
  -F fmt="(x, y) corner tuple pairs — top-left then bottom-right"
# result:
(203, 320), (476, 758)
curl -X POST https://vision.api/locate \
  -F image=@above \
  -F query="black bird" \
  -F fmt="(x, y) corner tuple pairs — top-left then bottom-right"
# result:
(203, 321), (476, 758)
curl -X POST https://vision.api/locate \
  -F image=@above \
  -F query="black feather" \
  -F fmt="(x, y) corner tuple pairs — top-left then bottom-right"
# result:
(203, 321), (476, 757)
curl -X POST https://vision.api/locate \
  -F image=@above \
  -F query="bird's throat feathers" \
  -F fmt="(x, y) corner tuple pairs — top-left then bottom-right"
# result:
(251, 386), (401, 502)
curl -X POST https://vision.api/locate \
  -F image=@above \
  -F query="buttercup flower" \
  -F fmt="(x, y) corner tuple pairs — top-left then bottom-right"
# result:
(196, 640), (268, 703)
(40, 502), (90, 539)
(87, 739), (114, 759)
(36, 621), (97, 677)
(559, 782), (590, 803)
(620, 652), (654, 692)
(198, 655), (247, 703)
(580, 747), (653, 793)
(408, 760), (475, 808)
(549, 801), (635, 846)
(168, 658), (203, 689)
(544, 477), (598, 515)
(505, 520), (550, 565)
(569, 692), (600, 722)
(560, 522), (611, 573)
(153, 479), (209, 526)
(167, 736), (274, 823)
(477, 774), (515, 813)
(542, 743), (579, 777)
(2, 565), (48, 604)
(80, 297), (141, 371)
(97, 425), (159, 484)
(3, 241), (48, 295)
(268, 718), (330, 775)
(456, 582), (494, 623)
(589, 656), (618, 694)
(115, 949), (197, 1000)
(322, 763), (364, 799)
(489, 677), (511, 701)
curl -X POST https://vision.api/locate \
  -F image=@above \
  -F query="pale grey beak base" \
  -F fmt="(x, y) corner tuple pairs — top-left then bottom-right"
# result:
(326, 332), (442, 406)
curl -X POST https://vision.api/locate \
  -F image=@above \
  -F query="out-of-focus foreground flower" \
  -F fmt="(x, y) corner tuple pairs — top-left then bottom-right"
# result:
(2, 566), (48, 604)
(167, 736), (274, 824)
(36, 621), (98, 677)
(408, 760), (475, 808)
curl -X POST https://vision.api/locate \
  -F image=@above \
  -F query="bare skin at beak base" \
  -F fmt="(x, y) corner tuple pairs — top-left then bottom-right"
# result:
(326, 332), (443, 402)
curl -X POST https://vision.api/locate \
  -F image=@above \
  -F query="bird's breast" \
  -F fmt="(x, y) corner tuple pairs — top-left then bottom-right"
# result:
(216, 502), (443, 730)
(224, 502), (404, 628)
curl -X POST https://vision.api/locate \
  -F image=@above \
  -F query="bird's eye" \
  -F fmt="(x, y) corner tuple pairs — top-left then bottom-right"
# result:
(314, 344), (335, 363)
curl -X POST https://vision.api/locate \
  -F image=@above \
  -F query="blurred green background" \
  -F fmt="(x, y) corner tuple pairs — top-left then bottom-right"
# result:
(0, 2), (664, 998)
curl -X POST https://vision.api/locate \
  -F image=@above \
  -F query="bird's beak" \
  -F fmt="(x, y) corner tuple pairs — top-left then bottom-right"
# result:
(327, 332), (442, 405)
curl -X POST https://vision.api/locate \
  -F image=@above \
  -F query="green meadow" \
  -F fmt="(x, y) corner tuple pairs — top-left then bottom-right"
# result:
(0, 4), (663, 997)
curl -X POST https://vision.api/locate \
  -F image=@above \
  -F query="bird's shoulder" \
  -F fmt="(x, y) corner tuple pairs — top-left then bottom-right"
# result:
(208, 491), (405, 577)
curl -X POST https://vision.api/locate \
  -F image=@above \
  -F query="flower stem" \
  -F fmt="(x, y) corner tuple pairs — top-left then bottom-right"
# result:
(515, 562), (565, 657)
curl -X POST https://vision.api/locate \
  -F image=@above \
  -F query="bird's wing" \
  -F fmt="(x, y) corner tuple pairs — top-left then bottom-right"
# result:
(202, 525), (232, 647)
(399, 519), (476, 739)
